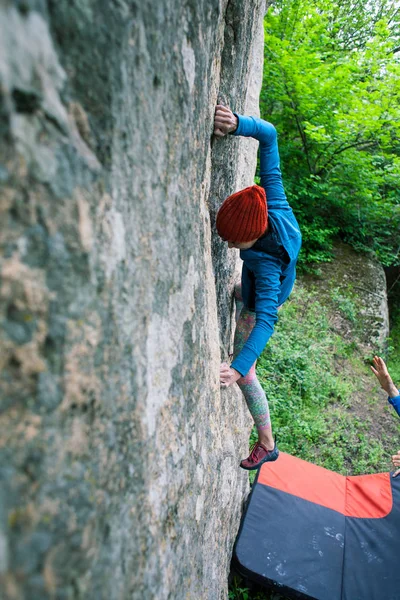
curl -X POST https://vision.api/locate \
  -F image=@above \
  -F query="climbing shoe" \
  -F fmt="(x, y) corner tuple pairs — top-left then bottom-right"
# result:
(240, 441), (279, 471)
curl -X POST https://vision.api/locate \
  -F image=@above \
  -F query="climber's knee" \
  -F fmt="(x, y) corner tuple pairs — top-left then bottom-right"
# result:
(234, 282), (243, 302)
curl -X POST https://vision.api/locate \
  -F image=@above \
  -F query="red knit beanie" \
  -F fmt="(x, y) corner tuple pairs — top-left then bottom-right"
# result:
(216, 185), (267, 243)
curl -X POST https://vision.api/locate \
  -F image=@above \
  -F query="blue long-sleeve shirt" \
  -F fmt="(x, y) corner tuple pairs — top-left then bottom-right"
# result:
(230, 115), (302, 377)
(389, 395), (400, 417)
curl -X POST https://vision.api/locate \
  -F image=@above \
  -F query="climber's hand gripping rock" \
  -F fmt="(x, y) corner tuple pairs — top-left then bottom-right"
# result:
(220, 362), (241, 388)
(214, 105), (238, 137)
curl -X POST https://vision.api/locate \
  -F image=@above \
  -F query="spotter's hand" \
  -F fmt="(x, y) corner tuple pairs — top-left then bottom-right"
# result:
(370, 355), (399, 397)
(392, 450), (400, 478)
(220, 362), (241, 388)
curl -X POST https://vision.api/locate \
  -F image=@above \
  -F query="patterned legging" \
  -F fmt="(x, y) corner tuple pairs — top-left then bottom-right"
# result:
(233, 284), (271, 431)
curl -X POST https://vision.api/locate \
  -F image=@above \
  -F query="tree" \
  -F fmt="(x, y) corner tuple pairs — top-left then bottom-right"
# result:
(261, 0), (400, 267)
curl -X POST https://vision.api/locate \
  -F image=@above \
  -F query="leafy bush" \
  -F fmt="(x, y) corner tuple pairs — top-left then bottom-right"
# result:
(260, 0), (400, 269)
(388, 301), (400, 383)
(330, 287), (358, 322)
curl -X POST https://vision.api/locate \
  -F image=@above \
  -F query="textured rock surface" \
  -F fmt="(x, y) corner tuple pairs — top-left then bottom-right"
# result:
(0, 1), (265, 598)
(306, 242), (389, 349)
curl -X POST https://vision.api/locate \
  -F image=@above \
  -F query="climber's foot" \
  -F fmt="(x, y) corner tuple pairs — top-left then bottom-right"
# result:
(240, 441), (279, 471)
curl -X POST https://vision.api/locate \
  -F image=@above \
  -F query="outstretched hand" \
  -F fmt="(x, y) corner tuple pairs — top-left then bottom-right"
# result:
(392, 450), (400, 478)
(214, 105), (238, 138)
(370, 356), (399, 397)
(220, 362), (241, 388)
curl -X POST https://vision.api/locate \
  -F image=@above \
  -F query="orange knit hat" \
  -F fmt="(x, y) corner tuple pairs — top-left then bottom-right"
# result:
(216, 185), (267, 243)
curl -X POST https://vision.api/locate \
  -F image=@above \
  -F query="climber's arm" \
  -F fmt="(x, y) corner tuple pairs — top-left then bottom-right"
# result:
(214, 105), (287, 207)
(230, 255), (281, 377)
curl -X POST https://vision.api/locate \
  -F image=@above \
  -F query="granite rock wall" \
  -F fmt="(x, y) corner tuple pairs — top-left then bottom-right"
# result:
(0, 1), (265, 598)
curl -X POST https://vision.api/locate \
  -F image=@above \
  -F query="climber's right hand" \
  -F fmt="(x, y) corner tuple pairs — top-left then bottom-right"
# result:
(220, 362), (241, 388)
(214, 105), (238, 137)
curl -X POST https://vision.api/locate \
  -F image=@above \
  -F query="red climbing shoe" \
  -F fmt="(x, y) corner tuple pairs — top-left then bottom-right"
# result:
(240, 441), (279, 470)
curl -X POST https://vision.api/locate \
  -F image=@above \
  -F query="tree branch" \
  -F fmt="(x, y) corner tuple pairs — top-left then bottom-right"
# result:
(282, 80), (314, 174)
(316, 138), (377, 176)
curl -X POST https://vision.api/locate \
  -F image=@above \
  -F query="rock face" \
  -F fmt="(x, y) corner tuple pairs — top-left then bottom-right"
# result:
(306, 242), (389, 350)
(0, 1), (265, 598)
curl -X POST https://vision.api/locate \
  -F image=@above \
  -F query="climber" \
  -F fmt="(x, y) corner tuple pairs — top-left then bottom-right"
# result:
(370, 355), (400, 477)
(214, 105), (301, 470)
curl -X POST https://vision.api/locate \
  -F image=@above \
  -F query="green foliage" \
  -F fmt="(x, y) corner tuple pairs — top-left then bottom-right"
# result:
(387, 298), (400, 382)
(229, 577), (251, 600)
(261, 0), (400, 268)
(330, 287), (358, 322)
(297, 217), (337, 267)
(229, 575), (286, 600)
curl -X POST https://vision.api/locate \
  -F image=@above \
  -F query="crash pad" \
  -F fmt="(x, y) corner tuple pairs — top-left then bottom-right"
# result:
(232, 452), (400, 600)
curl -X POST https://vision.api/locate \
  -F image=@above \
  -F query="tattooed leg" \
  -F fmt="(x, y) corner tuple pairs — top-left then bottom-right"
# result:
(233, 298), (274, 449)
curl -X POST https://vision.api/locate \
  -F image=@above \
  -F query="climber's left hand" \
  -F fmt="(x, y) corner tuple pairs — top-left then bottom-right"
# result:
(214, 105), (238, 137)
(220, 362), (241, 387)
